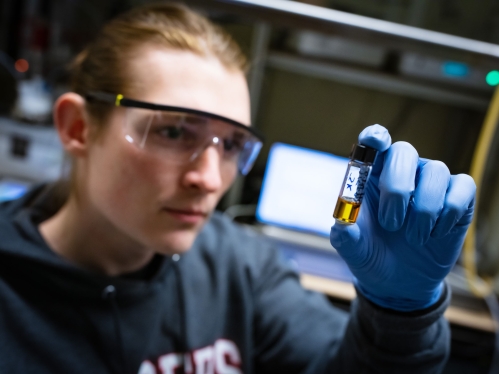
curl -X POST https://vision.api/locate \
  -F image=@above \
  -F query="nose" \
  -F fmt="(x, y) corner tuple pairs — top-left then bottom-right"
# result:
(188, 137), (222, 163)
(182, 141), (223, 193)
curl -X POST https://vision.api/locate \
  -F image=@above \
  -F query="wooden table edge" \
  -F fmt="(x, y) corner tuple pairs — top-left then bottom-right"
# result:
(300, 273), (497, 333)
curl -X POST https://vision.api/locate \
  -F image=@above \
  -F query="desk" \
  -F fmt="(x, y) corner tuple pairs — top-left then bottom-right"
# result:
(300, 273), (497, 333)
(262, 228), (497, 333)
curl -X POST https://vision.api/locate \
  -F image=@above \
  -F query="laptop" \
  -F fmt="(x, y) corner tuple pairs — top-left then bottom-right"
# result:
(256, 142), (349, 252)
(254, 142), (354, 282)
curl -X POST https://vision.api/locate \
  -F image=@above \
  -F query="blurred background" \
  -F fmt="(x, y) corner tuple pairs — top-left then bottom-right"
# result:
(2, 0), (499, 372)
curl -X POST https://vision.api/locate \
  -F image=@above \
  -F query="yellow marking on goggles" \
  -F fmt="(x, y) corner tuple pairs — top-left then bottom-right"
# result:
(115, 94), (124, 107)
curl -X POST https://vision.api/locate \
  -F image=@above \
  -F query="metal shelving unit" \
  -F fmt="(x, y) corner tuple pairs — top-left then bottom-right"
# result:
(187, 0), (499, 64)
(185, 0), (499, 206)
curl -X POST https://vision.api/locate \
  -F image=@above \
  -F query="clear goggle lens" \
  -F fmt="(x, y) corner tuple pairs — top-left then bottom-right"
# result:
(123, 107), (262, 175)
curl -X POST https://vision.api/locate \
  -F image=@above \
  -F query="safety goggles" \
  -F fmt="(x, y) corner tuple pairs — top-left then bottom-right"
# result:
(85, 92), (264, 175)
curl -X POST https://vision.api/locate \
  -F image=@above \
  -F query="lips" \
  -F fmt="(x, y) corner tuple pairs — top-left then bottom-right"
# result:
(163, 207), (208, 224)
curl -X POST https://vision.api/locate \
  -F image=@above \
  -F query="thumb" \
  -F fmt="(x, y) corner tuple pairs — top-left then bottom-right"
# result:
(330, 223), (366, 266)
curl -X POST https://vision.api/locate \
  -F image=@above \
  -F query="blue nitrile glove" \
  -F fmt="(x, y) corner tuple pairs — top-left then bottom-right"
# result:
(330, 124), (476, 311)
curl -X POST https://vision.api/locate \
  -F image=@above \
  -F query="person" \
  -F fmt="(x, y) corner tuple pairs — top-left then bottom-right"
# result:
(0, 3), (476, 374)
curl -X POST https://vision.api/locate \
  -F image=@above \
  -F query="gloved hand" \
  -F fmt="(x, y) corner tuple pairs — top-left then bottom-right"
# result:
(330, 124), (476, 311)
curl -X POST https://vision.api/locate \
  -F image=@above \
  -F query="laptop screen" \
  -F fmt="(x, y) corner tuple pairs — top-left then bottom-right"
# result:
(256, 143), (349, 237)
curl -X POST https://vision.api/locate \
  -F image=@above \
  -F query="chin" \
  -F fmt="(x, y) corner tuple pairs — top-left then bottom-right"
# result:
(150, 230), (198, 255)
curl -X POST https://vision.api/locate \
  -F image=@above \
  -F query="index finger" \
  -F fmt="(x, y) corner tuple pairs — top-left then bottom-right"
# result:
(358, 124), (392, 178)
(358, 124), (392, 152)
(378, 142), (419, 231)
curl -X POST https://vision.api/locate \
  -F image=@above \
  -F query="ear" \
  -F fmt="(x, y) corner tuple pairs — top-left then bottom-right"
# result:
(53, 93), (91, 157)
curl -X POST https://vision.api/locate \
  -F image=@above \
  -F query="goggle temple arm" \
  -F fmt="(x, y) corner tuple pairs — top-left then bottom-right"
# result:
(239, 141), (263, 176)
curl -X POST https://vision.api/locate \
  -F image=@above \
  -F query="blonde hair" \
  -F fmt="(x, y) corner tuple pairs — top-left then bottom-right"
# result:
(71, 2), (248, 124)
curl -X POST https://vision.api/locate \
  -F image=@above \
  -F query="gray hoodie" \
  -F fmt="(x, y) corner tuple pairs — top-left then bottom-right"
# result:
(0, 184), (450, 373)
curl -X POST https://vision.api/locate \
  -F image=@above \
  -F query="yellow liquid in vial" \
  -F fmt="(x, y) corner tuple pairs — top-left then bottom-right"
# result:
(333, 197), (361, 224)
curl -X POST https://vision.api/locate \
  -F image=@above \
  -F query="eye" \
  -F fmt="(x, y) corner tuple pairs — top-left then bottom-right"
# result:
(223, 137), (244, 156)
(157, 126), (183, 139)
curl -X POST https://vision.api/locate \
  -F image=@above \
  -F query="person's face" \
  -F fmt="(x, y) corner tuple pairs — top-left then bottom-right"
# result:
(82, 46), (251, 254)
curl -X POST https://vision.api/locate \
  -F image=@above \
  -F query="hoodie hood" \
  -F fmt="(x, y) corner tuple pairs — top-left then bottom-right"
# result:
(0, 184), (186, 374)
(0, 183), (173, 301)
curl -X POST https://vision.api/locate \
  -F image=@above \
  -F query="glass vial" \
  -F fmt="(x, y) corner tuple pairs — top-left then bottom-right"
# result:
(333, 144), (377, 224)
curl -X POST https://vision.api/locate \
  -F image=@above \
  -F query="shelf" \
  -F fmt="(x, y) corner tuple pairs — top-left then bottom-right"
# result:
(187, 0), (499, 65)
(266, 52), (490, 110)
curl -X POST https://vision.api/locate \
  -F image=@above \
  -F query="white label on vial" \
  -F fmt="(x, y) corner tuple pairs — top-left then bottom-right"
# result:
(354, 165), (370, 202)
(342, 165), (370, 203)
(342, 167), (360, 200)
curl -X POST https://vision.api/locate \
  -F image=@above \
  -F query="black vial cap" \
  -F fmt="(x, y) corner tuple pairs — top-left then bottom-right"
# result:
(350, 144), (377, 164)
